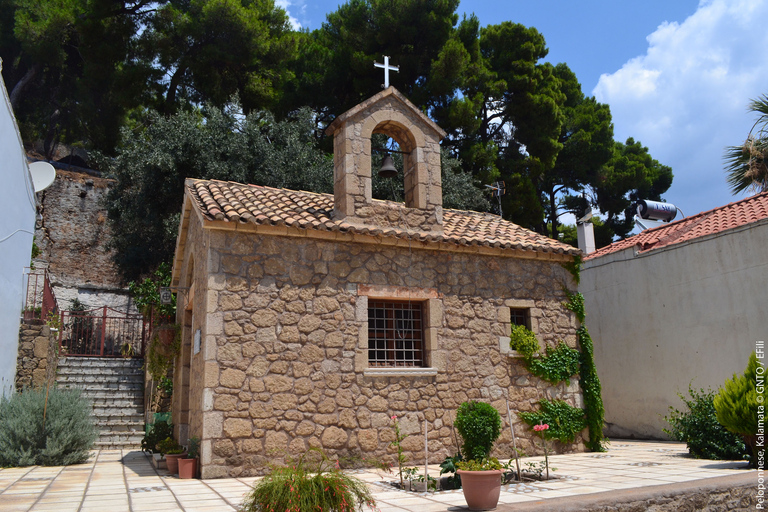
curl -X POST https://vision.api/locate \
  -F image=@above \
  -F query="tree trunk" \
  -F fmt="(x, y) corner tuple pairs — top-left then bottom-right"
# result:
(164, 66), (186, 114)
(549, 189), (558, 239)
(9, 64), (40, 109)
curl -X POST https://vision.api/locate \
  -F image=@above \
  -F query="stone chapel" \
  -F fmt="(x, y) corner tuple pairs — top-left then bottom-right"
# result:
(170, 87), (585, 478)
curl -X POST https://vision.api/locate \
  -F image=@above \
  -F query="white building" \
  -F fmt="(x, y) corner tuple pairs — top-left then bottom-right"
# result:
(581, 192), (768, 438)
(0, 60), (37, 396)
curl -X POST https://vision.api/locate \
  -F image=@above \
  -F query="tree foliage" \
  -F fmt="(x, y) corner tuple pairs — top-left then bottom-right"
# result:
(2, 0), (676, 263)
(724, 94), (768, 194)
(103, 105), (333, 280)
(143, 0), (297, 114)
(1, 0), (156, 157)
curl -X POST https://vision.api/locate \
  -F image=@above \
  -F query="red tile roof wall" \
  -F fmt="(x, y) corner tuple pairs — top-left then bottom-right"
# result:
(585, 191), (768, 260)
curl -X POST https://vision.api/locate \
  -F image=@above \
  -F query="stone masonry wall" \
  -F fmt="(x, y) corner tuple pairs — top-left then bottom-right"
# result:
(184, 226), (584, 478)
(34, 169), (133, 312)
(16, 322), (59, 391)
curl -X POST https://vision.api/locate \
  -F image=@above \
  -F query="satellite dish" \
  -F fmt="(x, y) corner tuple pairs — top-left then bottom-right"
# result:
(29, 161), (56, 192)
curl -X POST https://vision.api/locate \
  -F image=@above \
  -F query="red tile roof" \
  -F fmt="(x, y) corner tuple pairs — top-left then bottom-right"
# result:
(586, 191), (768, 260)
(188, 179), (579, 256)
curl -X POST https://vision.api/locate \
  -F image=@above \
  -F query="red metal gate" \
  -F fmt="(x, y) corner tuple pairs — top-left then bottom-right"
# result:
(58, 306), (147, 358)
(23, 268), (58, 322)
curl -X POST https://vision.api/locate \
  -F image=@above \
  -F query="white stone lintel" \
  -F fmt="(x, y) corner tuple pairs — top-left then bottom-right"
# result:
(363, 367), (438, 377)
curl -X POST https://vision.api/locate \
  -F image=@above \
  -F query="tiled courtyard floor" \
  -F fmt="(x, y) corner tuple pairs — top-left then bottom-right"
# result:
(0, 440), (753, 512)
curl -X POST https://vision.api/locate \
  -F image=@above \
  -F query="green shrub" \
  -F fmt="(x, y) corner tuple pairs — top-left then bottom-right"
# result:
(714, 352), (763, 467)
(664, 386), (745, 461)
(455, 401), (502, 461)
(0, 387), (97, 467)
(157, 437), (184, 455)
(142, 420), (173, 453)
(455, 457), (502, 471)
(519, 399), (587, 444)
(242, 448), (375, 512)
(510, 324), (539, 357)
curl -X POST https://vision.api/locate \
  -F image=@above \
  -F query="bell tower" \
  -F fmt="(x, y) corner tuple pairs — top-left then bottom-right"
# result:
(325, 87), (446, 233)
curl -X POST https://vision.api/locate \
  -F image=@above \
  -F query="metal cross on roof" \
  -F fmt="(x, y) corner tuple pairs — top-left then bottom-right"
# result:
(374, 55), (399, 88)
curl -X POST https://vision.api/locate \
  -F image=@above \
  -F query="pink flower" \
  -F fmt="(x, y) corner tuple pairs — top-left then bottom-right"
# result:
(533, 424), (549, 432)
(391, 415), (397, 420)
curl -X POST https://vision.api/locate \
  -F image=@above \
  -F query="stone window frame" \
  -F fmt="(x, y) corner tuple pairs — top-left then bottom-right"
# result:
(498, 299), (539, 357)
(355, 284), (441, 377)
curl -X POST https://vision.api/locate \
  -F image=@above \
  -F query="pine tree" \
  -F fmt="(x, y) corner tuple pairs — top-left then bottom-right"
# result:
(714, 352), (764, 467)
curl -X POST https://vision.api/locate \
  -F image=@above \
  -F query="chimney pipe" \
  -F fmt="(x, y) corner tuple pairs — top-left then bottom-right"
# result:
(577, 221), (595, 255)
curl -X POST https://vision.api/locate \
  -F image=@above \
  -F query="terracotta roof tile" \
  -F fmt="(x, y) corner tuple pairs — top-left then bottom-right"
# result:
(187, 179), (579, 256)
(586, 191), (768, 260)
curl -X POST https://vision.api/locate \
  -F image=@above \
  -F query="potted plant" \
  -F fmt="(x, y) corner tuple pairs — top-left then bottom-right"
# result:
(141, 420), (173, 469)
(454, 401), (503, 511)
(158, 437), (185, 474)
(178, 437), (199, 479)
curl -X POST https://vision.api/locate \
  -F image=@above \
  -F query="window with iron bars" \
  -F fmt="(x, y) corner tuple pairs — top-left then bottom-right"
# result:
(510, 308), (530, 329)
(368, 300), (424, 367)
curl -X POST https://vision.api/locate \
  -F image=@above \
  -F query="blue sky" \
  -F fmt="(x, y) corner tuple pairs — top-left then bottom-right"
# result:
(279, 0), (768, 223)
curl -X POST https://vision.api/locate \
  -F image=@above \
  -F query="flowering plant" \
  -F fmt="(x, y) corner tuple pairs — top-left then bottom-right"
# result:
(532, 423), (551, 479)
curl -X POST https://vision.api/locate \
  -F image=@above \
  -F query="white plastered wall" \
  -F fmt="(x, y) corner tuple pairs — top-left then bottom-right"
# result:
(581, 220), (768, 438)
(0, 59), (37, 396)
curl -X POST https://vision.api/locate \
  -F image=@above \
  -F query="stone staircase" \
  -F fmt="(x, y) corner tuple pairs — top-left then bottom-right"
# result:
(57, 357), (145, 450)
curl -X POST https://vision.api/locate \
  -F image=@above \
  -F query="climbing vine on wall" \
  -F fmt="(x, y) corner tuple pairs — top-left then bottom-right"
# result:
(564, 288), (585, 324)
(561, 254), (583, 285)
(511, 325), (580, 385)
(511, 279), (606, 451)
(577, 323), (605, 451)
(526, 343), (581, 385)
(519, 399), (587, 444)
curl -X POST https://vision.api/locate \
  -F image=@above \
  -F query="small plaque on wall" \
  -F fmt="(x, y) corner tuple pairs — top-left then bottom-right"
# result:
(194, 329), (201, 355)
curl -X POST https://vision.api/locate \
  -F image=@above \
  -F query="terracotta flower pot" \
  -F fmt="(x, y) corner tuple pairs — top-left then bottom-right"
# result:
(165, 452), (185, 474)
(457, 469), (504, 511)
(178, 457), (197, 479)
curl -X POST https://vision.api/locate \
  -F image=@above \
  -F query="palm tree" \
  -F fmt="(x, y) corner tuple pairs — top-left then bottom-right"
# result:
(724, 95), (768, 194)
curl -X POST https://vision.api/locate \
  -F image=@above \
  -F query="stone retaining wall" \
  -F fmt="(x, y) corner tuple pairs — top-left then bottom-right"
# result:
(16, 322), (59, 390)
(591, 485), (754, 511)
(508, 474), (757, 512)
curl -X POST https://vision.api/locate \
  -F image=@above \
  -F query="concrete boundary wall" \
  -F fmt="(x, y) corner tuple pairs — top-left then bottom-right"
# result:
(581, 220), (768, 438)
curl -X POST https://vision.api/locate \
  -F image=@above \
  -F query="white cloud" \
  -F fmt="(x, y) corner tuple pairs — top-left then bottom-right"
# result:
(594, 0), (768, 217)
(275, 0), (302, 30)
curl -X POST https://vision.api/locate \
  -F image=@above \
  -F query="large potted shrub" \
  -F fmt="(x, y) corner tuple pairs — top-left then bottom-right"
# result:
(454, 401), (503, 510)
(178, 437), (199, 479)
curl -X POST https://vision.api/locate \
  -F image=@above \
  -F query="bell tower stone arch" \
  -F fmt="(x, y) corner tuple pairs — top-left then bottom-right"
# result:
(325, 87), (446, 233)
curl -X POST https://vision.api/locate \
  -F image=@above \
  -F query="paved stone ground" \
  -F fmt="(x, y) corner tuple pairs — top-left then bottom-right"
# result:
(0, 440), (755, 511)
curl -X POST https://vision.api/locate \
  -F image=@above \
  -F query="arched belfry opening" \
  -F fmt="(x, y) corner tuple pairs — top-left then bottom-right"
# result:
(325, 87), (446, 233)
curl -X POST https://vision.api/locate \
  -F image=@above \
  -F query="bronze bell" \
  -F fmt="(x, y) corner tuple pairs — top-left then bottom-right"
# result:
(378, 154), (398, 178)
